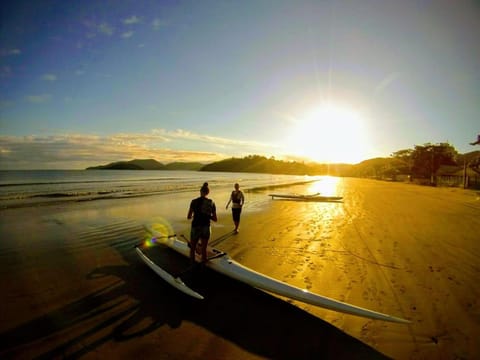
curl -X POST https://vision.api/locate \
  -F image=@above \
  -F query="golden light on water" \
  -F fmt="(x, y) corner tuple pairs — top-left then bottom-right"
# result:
(286, 103), (369, 164)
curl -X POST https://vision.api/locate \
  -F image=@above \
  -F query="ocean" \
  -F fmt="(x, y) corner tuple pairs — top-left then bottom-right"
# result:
(0, 170), (318, 209)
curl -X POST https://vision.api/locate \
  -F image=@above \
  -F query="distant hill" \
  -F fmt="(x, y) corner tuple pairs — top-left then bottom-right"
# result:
(164, 162), (204, 170)
(343, 157), (401, 178)
(86, 159), (166, 170)
(86, 149), (480, 177)
(86, 159), (204, 170)
(199, 151), (480, 179)
(200, 155), (328, 175)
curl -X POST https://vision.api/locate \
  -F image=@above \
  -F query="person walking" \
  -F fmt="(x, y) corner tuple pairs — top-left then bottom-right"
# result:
(226, 183), (244, 233)
(187, 182), (217, 263)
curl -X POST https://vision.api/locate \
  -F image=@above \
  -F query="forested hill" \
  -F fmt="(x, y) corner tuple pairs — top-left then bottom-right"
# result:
(200, 148), (480, 178)
(86, 159), (203, 170)
(199, 155), (351, 176)
(164, 162), (204, 170)
(86, 156), (350, 175)
(86, 147), (480, 179)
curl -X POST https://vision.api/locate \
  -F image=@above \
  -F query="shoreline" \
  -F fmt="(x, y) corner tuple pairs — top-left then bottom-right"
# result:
(0, 176), (319, 210)
(2, 178), (478, 211)
(1, 177), (479, 359)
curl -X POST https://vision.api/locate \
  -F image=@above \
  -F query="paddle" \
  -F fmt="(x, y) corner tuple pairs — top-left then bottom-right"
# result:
(172, 234), (227, 278)
(179, 233), (231, 256)
(210, 230), (236, 247)
(172, 250), (227, 279)
(138, 227), (229, 278)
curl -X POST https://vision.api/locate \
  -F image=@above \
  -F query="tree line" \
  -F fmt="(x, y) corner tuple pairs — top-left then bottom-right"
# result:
(200, 144), (480, 183)
(86, 143), (480, 186)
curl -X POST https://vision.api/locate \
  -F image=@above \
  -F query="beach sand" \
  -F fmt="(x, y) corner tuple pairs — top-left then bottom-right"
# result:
(0, 178), (479, 359)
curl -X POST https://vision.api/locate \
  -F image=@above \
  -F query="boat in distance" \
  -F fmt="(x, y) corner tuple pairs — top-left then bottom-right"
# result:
(269, 193), (343, 201)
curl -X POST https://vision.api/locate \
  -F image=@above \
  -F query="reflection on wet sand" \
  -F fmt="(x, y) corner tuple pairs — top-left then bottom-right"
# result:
(1, 178), (479, 359)
(0, 219), (386, 359)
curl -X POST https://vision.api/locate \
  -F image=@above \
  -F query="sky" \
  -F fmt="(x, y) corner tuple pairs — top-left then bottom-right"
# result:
(1, 0), (479, 170)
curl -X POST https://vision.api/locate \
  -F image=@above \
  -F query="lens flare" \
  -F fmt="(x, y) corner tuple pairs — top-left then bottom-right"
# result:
(143, 216), (175, 247)
(144, 236), (157, 248)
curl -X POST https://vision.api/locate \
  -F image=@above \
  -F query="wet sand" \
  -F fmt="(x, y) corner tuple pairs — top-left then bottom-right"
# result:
(0, 178), (479, 359)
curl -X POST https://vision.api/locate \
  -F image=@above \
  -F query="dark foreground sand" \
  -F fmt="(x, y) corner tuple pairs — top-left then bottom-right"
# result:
(0, 178), (479, 359)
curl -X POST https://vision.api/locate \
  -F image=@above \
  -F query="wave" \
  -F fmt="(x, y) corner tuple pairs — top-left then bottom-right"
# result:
(0, 171), (321, 210)
(0, 177), (186, 187)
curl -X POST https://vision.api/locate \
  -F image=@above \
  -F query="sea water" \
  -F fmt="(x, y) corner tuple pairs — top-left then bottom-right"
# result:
(0, 170), (318, 209)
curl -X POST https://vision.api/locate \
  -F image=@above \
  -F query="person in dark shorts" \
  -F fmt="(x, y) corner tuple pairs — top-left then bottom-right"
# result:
(187, 182), (217, 263)
(226, 183), (244, 233)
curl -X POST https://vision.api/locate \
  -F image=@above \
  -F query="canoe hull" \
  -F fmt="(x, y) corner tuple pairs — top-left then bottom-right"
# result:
(160, 236), (409, 324)
(269, 194), (343, 201)
(135, 246), (204, 299)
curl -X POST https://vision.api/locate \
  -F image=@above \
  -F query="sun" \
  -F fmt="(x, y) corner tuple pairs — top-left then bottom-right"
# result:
(286, 103), (369, 163)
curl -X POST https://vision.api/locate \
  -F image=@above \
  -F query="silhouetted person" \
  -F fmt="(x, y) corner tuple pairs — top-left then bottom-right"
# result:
(187, 182), (217, 263)
(226, 183), (244, 233)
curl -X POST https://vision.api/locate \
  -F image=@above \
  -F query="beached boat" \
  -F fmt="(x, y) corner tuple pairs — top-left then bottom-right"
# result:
(269, 193), (343, 201)
(135, 245), (205, 299)
(136, 230), (409, 324)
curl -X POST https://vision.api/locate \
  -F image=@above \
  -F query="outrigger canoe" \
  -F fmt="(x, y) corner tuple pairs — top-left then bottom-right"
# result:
(136, 230), (409, 324)
(269, 193), (343, 201)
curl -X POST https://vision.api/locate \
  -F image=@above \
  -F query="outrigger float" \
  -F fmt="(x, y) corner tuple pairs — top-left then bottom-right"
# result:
(268, 193), (343, 201)
(136, 228), (409, 324)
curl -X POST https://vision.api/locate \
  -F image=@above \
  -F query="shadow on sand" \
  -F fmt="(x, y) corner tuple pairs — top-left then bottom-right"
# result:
(0, 230), (388, 360)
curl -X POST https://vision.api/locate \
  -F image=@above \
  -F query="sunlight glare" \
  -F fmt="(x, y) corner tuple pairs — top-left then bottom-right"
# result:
(287, 103), (369, 163)
(307, 176), (340, 196)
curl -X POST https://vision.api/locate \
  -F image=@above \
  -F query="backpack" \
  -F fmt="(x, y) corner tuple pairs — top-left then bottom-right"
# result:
(231, 191), (242, 204)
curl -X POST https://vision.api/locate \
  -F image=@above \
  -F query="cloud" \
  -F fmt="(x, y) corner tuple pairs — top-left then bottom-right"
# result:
(152, 18), (167, 30)
(152, 128), (270, 148)
(82, 20), (114, 37)
(0, 130), (276, 169)
(42, 73), (57, 81)
(98, 22), (115, 36)
(0, 48), (21, 57)
(121, 31), (134, 39)
(0, 133), (218, 169)
(25, 94), (52, 103)
(123, 16), (141, 25)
